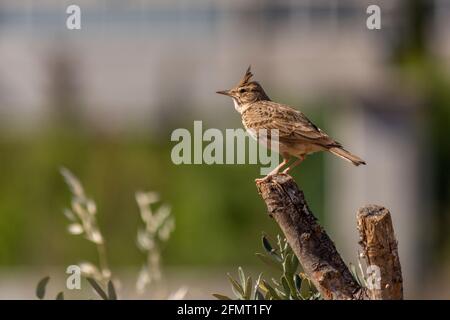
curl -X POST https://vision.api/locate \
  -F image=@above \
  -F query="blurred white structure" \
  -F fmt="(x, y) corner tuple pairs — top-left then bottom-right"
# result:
(0, 0), (404, 130)
(325, 96), (426, 298)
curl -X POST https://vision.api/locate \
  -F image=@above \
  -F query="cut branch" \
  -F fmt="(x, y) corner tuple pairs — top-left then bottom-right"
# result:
(256, 173), (402, 300)
(256, 174), (362, 299)
(357, 205), (403, 299)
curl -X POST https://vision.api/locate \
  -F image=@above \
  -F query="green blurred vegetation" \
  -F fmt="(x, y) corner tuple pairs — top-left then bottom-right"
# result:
(404, 59), (450, 263)
(0, 110), (325, 268)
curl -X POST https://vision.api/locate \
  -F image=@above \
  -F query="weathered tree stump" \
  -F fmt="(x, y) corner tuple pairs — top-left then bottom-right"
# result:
(357, 205), (403, 299)
(256, 174), (403, 300)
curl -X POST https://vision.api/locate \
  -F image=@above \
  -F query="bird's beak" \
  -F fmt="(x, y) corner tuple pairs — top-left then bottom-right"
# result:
(216, 89), (232, 97)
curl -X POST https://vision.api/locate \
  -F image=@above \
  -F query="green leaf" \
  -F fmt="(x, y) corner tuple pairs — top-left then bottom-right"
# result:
(349, 263), (363, 287)
(299, 274), (313, 299)
(289, 254), (299, 274)
(271, 278), (280, 287)
(227, 274), (244, 298)
(275, 287), (287, 299)
(212, 294), (232, 300)
(36, 276), (50, 300)
(55, 292), (64, 300)
(255, 253), (282, 271)
(262, 280), (280, 300)
(244, 276), (252, 300)
(107, 280), (117, 300)
(262, 235), (273, 253)
(253, 273), (263, 300)
(255, 290), (265, 300)
(238, 267), (246, 288)
(285, 275), (299, 299)
(311, 292), (322, 300)
(294, 274), (302, 292)
(303, 277), (318, 298)
(283, 253), (299, 276)
(282, 254), (290, 273)
(281, 276), (291, 296)
(349, 262), (356, 276)
(358, 258), (368, 287)
(87, 277), (108, 300)
(277, 235), (286, 257)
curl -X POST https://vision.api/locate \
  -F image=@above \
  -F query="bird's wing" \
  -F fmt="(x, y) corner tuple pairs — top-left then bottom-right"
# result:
(243, 101), (340, 147)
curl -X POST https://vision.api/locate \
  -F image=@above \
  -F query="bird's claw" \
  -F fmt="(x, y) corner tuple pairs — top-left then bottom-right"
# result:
(255, 175), (272, 184)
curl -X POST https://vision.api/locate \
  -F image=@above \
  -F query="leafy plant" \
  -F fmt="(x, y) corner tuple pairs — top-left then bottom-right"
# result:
(35, 276), (65, 300)
(60, 167), (111, 283)
(86, 277), (117, 300)
(212, 267), (263, 300)
(349, 252), (370, 288)
(214, 234), (321, 300)
(36, 276), (50, 300)
(135, 191), (175, 294)
(35, 168), (179, 300)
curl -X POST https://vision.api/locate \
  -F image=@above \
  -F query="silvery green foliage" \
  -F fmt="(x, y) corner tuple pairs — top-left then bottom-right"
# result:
(34, 169), (116, 300)
(349, 252), (369, 288)
(214, 234), (321, 300)
(135, 191), (175, 294)
(35, 276), (65, 300)
(86, 277), (117, 300)
(167, 286), (189, 300)
(213, 267), (263, 300)
(36, 169), (179, 300)
(36, 276), (50, 300)
(60, 167), (111, 282)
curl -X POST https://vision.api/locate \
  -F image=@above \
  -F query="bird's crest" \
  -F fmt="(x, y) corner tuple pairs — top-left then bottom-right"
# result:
(238, 65), (253, 86)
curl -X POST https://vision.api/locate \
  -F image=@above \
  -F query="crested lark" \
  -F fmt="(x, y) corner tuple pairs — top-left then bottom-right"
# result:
(217, 66), (366, 182)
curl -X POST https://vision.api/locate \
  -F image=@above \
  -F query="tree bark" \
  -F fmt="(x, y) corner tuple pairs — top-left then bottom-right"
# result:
(256, 174), (402, 300)
(256, 174), (362, 299)
(357, 205), (403, 299)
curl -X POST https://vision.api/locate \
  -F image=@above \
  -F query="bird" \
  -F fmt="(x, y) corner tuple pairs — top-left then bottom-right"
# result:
(216, 66), (366, 182)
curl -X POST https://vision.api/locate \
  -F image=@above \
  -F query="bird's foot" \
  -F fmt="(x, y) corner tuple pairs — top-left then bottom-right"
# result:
(255, 175), (273, 184)
(255, 172), (289, 184)
(255, 157), (293, 184)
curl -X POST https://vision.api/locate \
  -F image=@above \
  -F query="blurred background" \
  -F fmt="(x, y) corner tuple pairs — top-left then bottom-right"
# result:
(0, 0), (449, 299)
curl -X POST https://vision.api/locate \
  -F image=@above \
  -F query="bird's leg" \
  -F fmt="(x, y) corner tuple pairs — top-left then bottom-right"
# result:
(268, 157), (290, 175)
(282, 156), (305, 174)
(255, 157), (290, 183)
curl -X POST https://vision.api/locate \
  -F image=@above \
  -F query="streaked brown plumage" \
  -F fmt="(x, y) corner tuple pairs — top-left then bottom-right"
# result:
(217, 66), (366, 180)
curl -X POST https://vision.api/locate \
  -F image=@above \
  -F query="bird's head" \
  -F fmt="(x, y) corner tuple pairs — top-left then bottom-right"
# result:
(217, 66), (270, 108)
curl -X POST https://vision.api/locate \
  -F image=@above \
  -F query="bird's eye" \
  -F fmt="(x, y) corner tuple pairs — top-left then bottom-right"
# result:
(238, 88), (247, 93)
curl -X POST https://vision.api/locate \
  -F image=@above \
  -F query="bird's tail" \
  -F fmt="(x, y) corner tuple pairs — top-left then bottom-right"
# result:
(329, 147), (366, 166)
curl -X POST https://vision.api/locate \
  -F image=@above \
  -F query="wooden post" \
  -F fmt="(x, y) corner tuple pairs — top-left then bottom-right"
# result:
(256, 174), (403, 300)
(357, 205), (403, 299)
